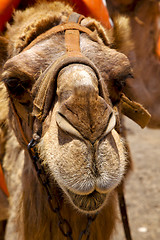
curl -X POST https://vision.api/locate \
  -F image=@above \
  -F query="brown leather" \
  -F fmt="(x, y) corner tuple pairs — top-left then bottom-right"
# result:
(24, 22), (95, 52)
(32, 12), (100, 123)
(31, 12), (151, 132)
(32, 54), (101, 122)
(10, 100), (30, 145)
(65, 29), (81, 54)
(68, 12), (84, 24)
(121, 93), (151, 128)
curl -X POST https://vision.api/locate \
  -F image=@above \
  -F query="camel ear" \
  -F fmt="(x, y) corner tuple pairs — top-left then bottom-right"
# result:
(81, 18), (111, 46)
(110, 16), (134, 55)
(0, 36), (8, 70)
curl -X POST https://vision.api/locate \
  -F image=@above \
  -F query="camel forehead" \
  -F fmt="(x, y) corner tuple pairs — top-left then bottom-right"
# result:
(4, 35), (131, 82)
(3, 37), (65, 75)
(3, 0), (132, 85)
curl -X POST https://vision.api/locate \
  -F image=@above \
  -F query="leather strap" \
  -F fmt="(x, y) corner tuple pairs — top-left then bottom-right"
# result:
(118, 188), (133, 240)
(24, 22), (95, 52)
(68, 12), (84, 23)
(32, 54), (101, 122)
(65, 29), (81, 54)
(10, 99), (29, 146)
(121, 94), (151, 128)
(65, 13), (84, 54)
(32, 13), (101, 125)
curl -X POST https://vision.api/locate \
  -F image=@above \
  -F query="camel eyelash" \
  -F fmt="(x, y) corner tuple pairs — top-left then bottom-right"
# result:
(2, 77), (30, 97)
(113, 73), (134, 91)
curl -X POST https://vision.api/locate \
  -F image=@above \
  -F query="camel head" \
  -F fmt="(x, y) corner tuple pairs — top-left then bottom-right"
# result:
(0, 1), (133, 214)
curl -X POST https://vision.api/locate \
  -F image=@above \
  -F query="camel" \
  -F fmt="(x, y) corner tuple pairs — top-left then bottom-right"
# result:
(0, 1), (150, 239)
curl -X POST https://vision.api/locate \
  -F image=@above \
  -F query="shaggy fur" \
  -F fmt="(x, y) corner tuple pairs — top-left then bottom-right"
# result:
(0, 1), (133, 239)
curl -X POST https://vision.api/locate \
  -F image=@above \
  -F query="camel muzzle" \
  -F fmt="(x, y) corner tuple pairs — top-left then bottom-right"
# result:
(56, 64), (116, 143)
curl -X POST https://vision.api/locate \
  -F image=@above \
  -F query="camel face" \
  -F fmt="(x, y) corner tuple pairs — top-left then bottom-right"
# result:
(2, 32), (128, 213)
(1, 1), (133, 216)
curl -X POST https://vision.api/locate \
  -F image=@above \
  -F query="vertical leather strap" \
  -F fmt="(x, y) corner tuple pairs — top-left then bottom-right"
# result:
(10, 100), (29, 146)
(65, 13), (84, 56)
(65, 29), (81, 54)
(118, 189), (133, 240)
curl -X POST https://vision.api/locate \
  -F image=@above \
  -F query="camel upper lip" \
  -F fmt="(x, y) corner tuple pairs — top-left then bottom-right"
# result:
(56, 109), (116, 144)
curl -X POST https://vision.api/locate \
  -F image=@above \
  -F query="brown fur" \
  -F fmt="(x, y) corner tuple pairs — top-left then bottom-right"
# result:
(0, 1), (133, 239)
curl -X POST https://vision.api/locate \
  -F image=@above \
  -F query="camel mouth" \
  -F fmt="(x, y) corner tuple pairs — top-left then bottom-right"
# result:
(66, 189), (107, 213)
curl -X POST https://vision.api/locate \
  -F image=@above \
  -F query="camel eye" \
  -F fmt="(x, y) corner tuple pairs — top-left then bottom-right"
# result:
(108, 73), (134, 106)
(4, 78), (26, 96)
(113, 73), (133, 92)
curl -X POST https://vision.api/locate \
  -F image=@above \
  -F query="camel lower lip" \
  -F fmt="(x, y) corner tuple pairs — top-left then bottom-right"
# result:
(67, 189), (107, 212)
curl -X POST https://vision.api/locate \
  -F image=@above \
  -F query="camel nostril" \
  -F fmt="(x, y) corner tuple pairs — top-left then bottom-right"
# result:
(103, 112), (116, 137)
(56, 112), (83, 139)
(56, 110), (116, 144)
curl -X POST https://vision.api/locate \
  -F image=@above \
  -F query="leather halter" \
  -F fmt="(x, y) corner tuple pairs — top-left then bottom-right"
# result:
(22, 13), (151, 139)
(29, 12), (108, 140)
(9, 12), (109, 147)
